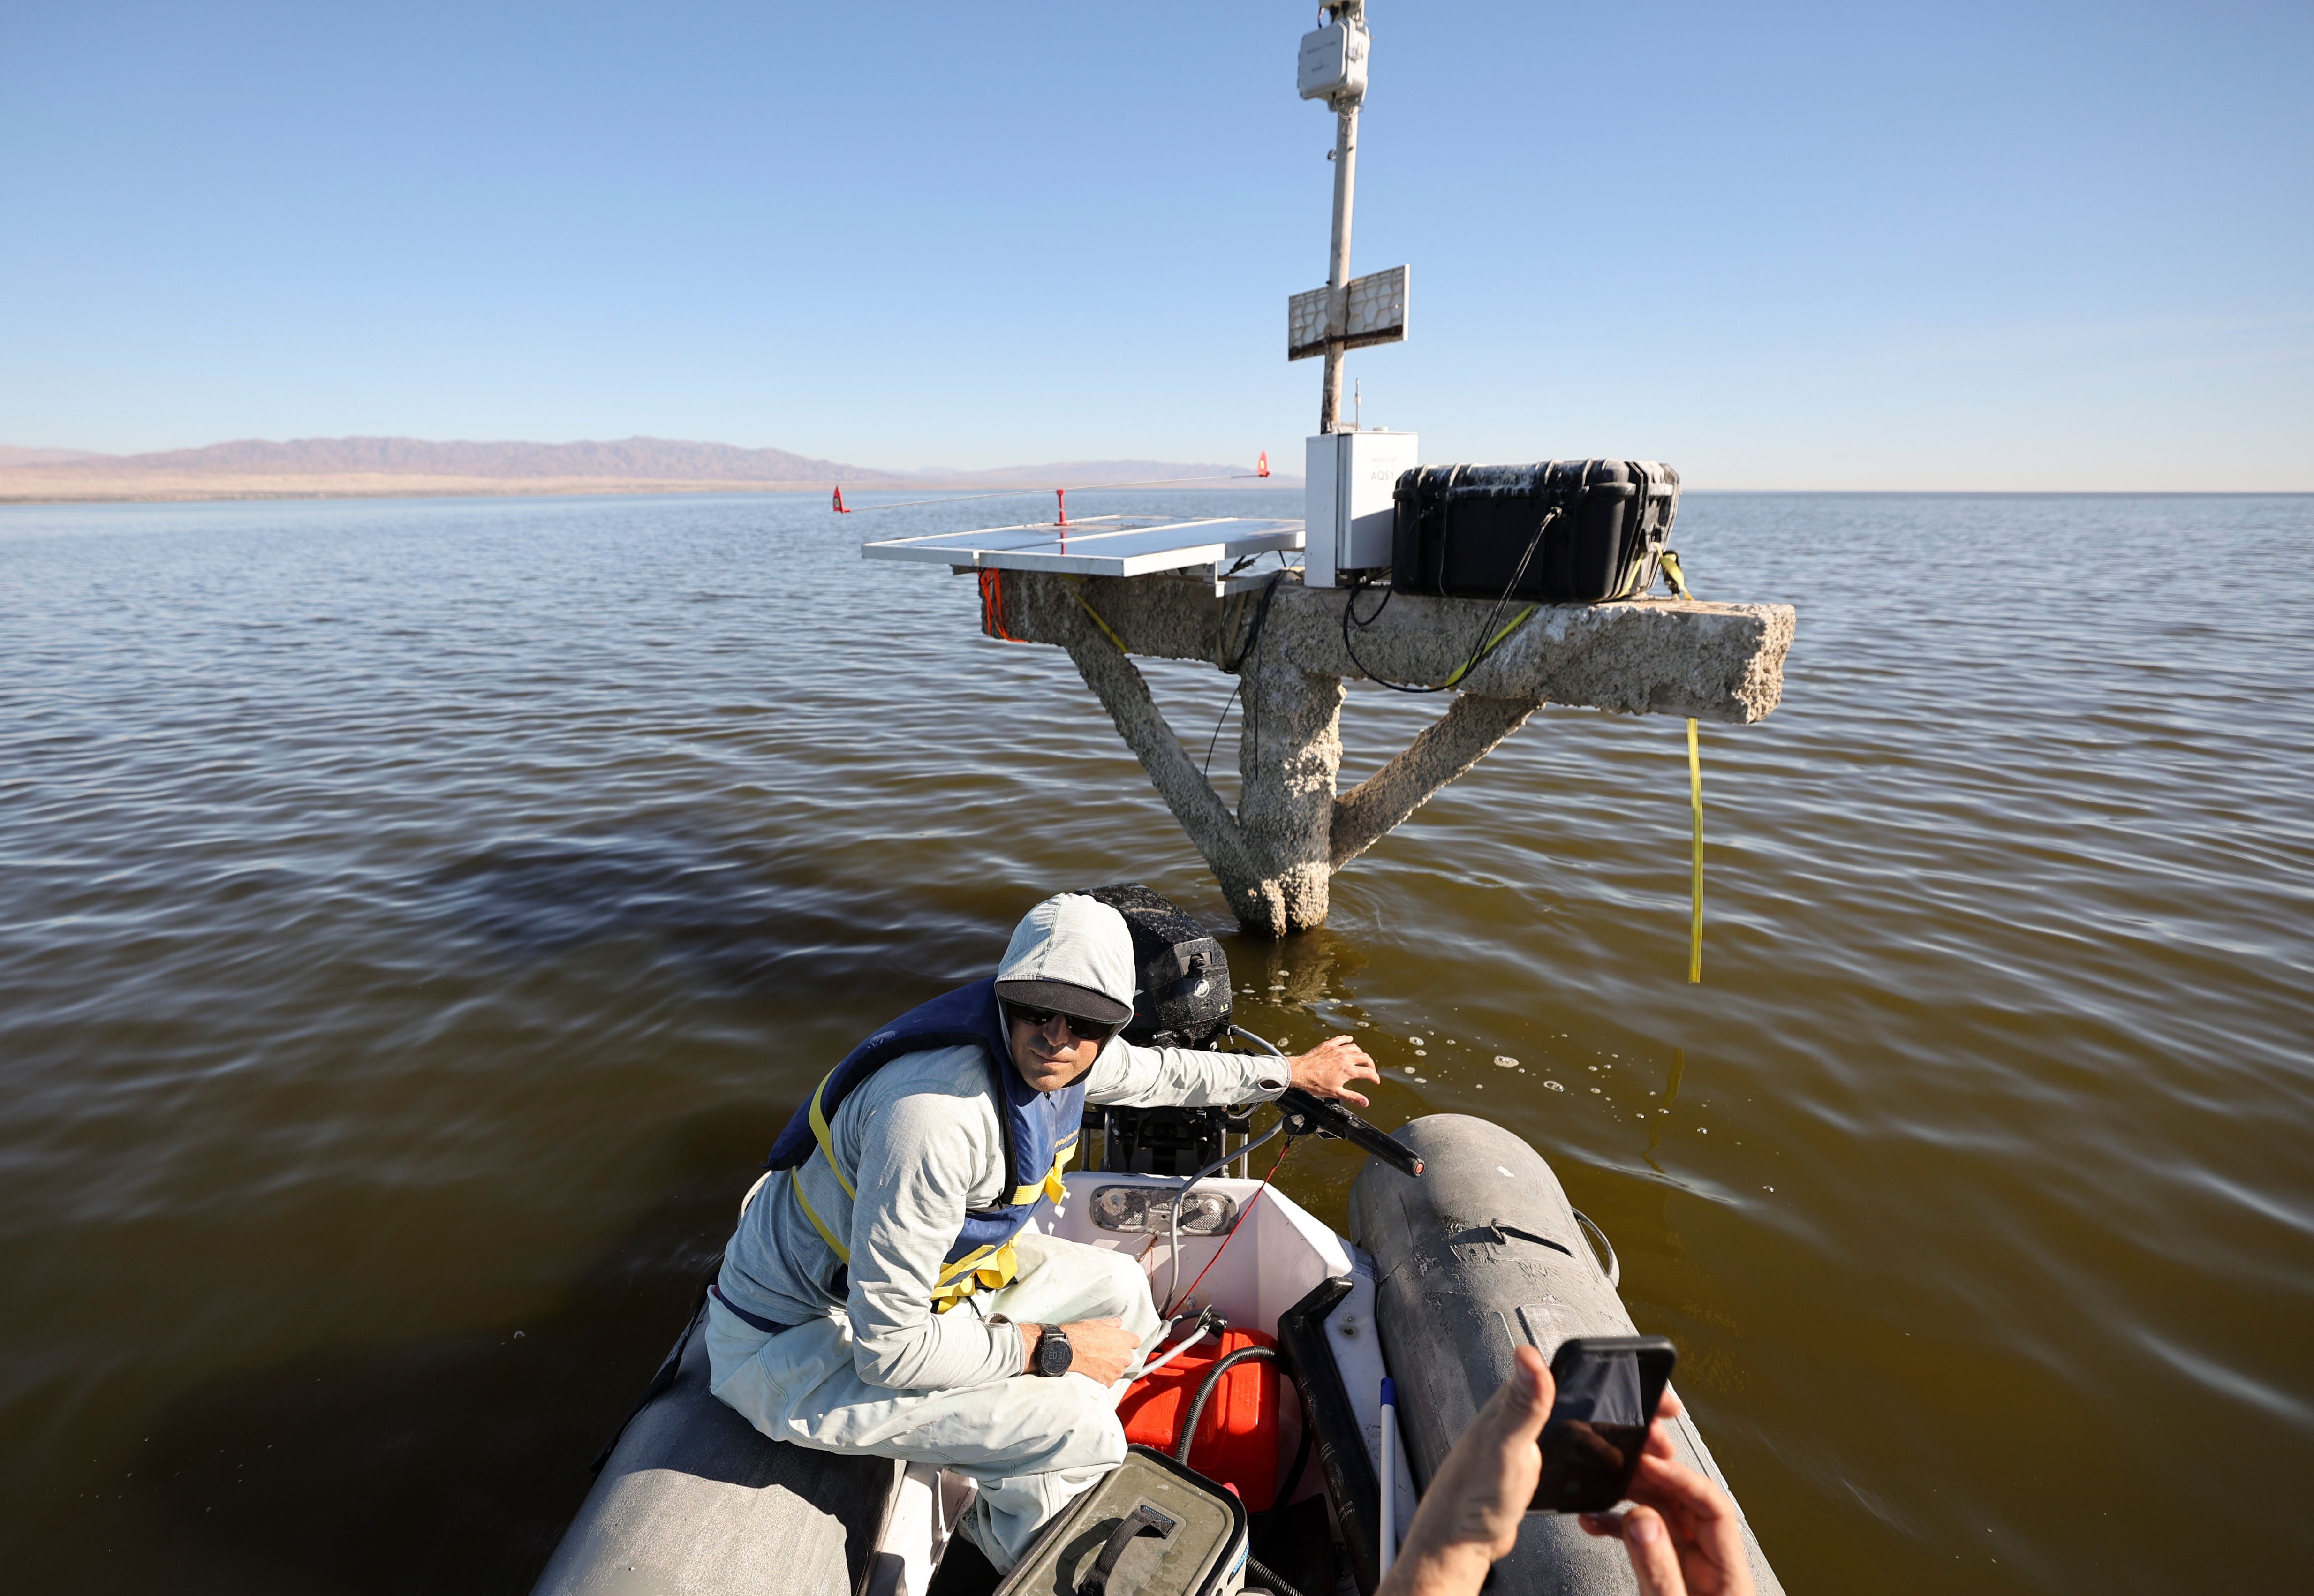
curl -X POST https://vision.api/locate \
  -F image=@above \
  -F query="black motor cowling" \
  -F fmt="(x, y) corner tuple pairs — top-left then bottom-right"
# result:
(1079, 883), (1233, 1049)
(1080, 884), (1240, 1178)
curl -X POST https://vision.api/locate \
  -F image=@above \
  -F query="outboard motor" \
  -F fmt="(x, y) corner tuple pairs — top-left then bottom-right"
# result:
(1080, 884), (1246, 1176)
(1081, 882), (1233, 1047)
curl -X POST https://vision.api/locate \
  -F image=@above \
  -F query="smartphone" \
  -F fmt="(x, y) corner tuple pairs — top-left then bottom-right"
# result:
(1529, 1336), (1679, 1514)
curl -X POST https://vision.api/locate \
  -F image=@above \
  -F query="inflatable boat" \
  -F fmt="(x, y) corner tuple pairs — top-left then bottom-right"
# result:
(530, 1034), (1784, 1596)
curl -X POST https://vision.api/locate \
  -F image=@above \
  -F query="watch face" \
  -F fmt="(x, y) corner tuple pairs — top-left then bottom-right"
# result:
(1041, 1332), (1072, 1377)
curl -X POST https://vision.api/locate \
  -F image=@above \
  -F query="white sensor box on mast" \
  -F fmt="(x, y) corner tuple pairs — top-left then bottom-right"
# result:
(1297, 21), (1369, 101)
(1304, 430), (1418, 589)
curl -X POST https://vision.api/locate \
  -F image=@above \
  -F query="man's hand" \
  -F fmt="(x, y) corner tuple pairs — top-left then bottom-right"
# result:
(1377, 1345), (1554, 1596)
(1016, 1317), (1139, 1386)
(1577, 1392), (1756, 1596)
(1287, 1034), (1382, 1108)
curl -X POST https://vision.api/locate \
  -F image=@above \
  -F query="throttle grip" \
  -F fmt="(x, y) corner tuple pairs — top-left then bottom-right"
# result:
(1277, 1087), (1424, 1178)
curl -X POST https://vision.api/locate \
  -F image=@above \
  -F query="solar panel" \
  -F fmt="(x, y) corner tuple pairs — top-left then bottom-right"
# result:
(1288, 264), (1409, 360)
(861, 516), (1305, 578)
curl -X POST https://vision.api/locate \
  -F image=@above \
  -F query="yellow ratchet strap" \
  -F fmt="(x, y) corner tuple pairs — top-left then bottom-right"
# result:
(1661, 550), (1694, 602)
(1059, 576), (1130, 654)
(1441, 605), (1539, 688)
(1661, 551), (1705, 983)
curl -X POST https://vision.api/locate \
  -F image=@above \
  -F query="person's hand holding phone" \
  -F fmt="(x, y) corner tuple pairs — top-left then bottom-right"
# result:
(1374, 1344), (1553, 1596)
(1577, 1390), (1756, 1596)
(1376, 1346), (1757, 1596)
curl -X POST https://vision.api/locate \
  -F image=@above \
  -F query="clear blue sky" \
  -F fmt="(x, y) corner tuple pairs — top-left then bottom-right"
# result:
(6, 1), (2308, 488)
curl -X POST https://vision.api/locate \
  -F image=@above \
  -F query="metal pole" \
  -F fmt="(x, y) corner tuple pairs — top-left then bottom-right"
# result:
(1320, 93), (1359, 435)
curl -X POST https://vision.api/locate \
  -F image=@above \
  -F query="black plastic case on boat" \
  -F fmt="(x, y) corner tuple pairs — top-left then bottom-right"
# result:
(994, 1445), (1249, 1596)
(1081, 883), (1233, 1049)
(1390, 460), (1682, 603)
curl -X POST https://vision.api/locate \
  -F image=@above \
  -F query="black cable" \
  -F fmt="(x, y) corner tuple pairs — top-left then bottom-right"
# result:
(1200, 682), (1243, 779)
(1339, 504), (1565, 694)
(1341, 507), (1556, 693)
(1245, 1555), (1309, 1596)
(1173, 1345), (1282, 1465)
(1224, 567), (1286, 674)
(1206, 570), (1284, 778)
(1278, 1397), (1316, 1506)
(1172, 1341), (1312, 1596)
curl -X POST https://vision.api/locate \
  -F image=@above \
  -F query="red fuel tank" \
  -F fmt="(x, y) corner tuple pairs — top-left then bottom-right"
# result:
(1117, 1328), (1281, 1511)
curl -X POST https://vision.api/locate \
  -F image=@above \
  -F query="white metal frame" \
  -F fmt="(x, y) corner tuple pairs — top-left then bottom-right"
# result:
(861, 515), (1304, 581)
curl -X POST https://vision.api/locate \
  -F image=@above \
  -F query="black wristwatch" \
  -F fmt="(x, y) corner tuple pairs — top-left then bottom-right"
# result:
(1034, 1324), (1074, 1378)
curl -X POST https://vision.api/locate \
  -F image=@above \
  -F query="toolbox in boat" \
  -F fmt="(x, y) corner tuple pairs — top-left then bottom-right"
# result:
(994, 1444), (1248, 1596)
(1390, 460), (1682, 603)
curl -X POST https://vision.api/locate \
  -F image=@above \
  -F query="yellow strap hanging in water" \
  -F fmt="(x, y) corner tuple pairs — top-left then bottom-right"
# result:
(1687, 716), (1704, 983)
(1662, 552), (1705, 983)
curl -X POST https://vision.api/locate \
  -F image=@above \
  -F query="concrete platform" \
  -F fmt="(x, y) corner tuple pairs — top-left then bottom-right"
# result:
(979, 570), (1794, 934)
(993, 572), (1791, 724)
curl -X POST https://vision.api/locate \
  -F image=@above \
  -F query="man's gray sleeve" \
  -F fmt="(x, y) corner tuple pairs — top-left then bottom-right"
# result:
(843, 1091), (1025, 1391)
(1084, 1040), (1290, 1108)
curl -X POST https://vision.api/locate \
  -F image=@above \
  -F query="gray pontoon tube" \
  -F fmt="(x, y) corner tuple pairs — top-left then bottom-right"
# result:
(1349, 1114), (1785, 1596)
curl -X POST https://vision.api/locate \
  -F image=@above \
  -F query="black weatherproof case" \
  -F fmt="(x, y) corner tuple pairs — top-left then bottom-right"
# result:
(1391, 460), (1682, 603)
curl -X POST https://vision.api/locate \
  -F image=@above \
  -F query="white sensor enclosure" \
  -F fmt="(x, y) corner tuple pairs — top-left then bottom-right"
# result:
(1298, 21), (1369, 102)
(1303, 431), (1418, 589)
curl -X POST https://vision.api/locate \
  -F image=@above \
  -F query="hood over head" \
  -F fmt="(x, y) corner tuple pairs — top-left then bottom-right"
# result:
(993, 893), (1136, 1027)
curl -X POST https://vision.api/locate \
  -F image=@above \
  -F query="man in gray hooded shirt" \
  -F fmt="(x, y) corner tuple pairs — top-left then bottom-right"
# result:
(706, 893), (1379, 1569)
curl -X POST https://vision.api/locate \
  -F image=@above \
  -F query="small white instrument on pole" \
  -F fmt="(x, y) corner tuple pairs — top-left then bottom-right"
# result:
(1292, 3), (1419, 588)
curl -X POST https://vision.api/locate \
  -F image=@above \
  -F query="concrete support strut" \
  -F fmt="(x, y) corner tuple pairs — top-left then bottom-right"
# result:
(1331, 692), (1542, 871)
(1007, 573), (1793, 936)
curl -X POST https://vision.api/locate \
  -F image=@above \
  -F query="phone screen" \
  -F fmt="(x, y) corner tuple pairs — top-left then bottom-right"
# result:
(1531, 1338), (1676, 1514)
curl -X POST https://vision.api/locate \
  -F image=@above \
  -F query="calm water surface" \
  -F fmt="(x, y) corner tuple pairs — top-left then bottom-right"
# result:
(2, 489), (2309, 1592)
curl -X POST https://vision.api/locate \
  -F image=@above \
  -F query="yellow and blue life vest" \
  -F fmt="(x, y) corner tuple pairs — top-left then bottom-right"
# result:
(764, 978), (1085, 1311)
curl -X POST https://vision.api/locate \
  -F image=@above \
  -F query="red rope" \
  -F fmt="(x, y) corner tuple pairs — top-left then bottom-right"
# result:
(978, 567), (1018, 641)
(1161, 1136), (1293, 1318)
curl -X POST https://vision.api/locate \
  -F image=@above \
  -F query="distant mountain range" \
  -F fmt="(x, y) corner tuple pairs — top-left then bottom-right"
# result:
(0, 446), (106, 467)
(0, 436), (1294, 502)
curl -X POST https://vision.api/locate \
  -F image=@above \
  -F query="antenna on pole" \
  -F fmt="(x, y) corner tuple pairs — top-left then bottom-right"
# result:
(1291, 3), (1415, 589)
(1289, 2), (1407, 435)
(1319, 0), (1362, 435)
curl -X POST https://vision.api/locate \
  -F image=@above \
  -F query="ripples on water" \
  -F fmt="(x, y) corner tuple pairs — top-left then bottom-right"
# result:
(1, 489), (2308, 1592)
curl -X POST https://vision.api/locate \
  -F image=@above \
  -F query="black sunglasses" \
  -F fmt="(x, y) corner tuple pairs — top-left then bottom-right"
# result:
(1004, 1003), (1122, 1044)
